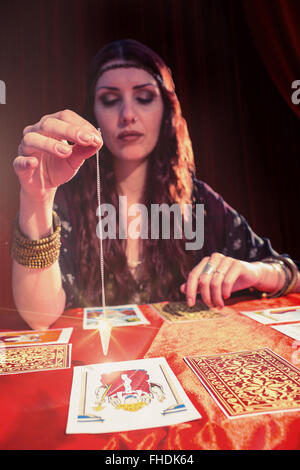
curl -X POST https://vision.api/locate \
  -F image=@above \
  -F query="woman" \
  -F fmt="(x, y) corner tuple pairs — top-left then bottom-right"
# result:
(12, 39), (300, 330)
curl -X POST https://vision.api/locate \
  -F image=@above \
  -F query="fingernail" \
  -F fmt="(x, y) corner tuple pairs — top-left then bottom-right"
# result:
(187, 297), (194, 307)
(92, 134), (102, 144)
(77, 131), (93, 143)
(56, 143), (71, 154)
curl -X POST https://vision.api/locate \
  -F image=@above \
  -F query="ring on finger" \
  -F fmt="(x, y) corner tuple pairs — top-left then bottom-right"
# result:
(201, 262), (215, 275)
(213, 269), (226, 275)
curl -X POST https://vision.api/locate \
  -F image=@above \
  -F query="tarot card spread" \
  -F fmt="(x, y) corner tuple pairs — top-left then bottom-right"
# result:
(0, 343), (71, 375)
(66, 357), (201, 434)
(185, 348), (300, 419)
(83, 304), (149, 329)
(151, 301), (223, 323)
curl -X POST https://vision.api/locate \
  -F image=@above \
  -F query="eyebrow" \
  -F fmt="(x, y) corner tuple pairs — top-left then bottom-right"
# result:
(96, 82), (157, 91)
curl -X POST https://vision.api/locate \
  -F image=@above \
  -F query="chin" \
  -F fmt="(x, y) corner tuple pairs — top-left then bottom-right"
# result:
(114, 151), (150, 162)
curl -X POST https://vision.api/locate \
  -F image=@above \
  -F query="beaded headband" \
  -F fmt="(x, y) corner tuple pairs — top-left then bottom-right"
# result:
(96, 62), (164, 87)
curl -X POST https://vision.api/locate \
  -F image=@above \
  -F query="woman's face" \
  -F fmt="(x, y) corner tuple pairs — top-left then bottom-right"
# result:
(94, 61), (164, 162)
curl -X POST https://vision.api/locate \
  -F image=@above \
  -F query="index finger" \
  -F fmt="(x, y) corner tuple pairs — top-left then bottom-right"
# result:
(24, 109), (99, 137)
(185, 257), (209, 306)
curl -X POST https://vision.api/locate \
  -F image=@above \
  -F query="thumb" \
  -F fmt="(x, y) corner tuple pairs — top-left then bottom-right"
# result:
(13, 156), (39, 182)
(180, 283), (187, 293)
(67, 137), (103, 170)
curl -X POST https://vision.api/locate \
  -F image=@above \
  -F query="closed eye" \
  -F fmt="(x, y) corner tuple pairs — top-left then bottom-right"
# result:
(99, 95), (120, 107)
(137, 97), (152, 105)
(98, 91), (156, 107)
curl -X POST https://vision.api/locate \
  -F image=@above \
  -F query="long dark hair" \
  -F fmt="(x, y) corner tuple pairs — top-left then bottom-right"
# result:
(72, 39), (197, 306)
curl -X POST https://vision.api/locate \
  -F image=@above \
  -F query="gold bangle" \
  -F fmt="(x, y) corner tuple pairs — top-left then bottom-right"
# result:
(11, 211), (61, 269)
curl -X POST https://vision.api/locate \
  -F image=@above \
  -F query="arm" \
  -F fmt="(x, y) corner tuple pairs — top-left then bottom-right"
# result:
(12, 110), (102, 329)
(181, 179), (300, 308)
(12, 191), (66, 330)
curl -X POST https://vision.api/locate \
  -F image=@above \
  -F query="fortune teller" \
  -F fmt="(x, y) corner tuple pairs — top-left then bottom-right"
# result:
(12, 39), (300, 329)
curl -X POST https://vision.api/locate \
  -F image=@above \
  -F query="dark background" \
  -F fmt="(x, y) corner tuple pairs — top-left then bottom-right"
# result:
(0, 0), (299, 312)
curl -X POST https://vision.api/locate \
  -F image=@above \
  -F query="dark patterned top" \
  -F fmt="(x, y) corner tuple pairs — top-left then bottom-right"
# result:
(54, 177), (294, 309)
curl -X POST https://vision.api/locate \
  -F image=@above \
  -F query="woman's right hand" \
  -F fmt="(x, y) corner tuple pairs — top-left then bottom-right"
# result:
(13, 109), (103, 202)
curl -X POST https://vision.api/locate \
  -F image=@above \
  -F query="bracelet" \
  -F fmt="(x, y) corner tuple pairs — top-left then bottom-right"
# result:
(11, 211), (61, 269)
(259, 256), (298, 298)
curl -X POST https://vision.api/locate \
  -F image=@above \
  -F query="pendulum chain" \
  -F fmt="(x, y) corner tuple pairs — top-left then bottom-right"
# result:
(96, 132), (106, 314)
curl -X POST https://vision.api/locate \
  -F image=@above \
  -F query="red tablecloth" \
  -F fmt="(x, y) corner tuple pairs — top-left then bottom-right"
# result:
(1, 295), (300, 450)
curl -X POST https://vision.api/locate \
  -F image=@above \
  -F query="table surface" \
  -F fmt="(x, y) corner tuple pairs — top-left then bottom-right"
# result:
(1, 294), (300, 450)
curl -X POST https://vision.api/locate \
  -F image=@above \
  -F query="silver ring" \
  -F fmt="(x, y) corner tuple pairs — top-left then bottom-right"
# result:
(214, 270), (225, 275)
(201, 262), (215, 275)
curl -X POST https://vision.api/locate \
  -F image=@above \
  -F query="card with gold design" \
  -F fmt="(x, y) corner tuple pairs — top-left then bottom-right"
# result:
(0, 327), (73, 347)
(0, 343), (71, 375)
(184, 348), (300, 419)
(150, 301), (223, 322)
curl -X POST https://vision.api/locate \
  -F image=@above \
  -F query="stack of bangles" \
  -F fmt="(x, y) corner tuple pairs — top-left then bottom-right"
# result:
(11, 211), (61, 269)
(257, 256), (299, 299)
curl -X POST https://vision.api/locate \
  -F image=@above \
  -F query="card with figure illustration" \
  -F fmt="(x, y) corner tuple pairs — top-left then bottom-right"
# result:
(83, 304), (149, 329)
(150, 301), (223, 322)
(0, 343), (72, 375)
(239, 306), (300, 325)
(0, 327), (73, 347)
(184, 348), (300, 419)
(66, 357), (201, 434)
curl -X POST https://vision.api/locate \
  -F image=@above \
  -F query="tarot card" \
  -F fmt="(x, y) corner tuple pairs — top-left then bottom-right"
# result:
(83, 304), (149, 329)
(0, 343), (71, 375)
(0, 327), (73, 347)
(184, 348), (300, 419)
(66, 357), (201, 434)
(271, 323), (300, 341)
(239, 306), (300, 325)
(150, 301), (223, 322)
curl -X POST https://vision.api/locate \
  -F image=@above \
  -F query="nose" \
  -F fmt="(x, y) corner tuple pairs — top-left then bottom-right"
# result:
(119, 100), (137, 125)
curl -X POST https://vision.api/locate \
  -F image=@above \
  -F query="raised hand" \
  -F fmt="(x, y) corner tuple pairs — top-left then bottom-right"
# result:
(13, 109), (102, 202)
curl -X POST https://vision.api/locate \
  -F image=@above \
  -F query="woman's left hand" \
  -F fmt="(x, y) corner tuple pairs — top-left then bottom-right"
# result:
(180, 252), (261, 308)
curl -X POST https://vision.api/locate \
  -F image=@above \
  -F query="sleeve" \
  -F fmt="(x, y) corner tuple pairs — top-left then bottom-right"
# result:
(193, 178), (299, 268)
(54, 185), (81, 309)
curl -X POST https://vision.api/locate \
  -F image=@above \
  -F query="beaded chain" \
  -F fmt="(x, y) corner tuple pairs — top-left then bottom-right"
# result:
(96, 135), (107, 312)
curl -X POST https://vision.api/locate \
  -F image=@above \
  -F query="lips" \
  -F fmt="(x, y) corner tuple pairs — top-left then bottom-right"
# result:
(117, 131), (143, 142)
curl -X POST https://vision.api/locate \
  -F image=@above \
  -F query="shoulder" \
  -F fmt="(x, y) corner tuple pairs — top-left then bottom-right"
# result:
(192, 176), (223, 200)
(191, 176), (228, 212)
(191, 176), (243, 231)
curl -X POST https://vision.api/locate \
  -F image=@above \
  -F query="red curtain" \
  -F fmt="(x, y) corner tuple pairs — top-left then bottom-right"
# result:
(243, 0), (300, 119)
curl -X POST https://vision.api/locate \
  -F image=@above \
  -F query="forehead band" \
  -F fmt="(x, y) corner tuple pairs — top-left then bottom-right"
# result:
(96, 62), (164, 87)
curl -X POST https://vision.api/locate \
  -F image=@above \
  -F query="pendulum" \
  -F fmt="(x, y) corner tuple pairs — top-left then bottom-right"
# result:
(96, 131), (112, 356)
